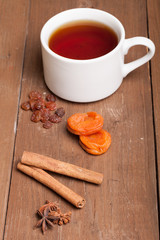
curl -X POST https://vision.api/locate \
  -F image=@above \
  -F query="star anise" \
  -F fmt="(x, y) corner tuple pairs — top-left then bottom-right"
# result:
(38, 200), (61, 214)
(49, 211), (72, 225)
(35, 200), (72, 234)
(36, 206), (60, 234)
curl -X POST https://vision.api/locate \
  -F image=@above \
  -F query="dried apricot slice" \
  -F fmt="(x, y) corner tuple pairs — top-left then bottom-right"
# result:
(67, 112), (103, 135)
(79, 129), (111, 155)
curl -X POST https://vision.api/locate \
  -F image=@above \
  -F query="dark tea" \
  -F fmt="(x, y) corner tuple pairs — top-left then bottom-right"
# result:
(48, 20), (118, 60)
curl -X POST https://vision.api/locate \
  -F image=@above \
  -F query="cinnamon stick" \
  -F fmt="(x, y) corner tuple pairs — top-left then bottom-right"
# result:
(17, 162), (85, 208)
(21, 151), (103, 184)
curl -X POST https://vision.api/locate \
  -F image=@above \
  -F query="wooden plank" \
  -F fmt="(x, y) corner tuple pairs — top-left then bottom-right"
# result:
(0, 0), (30, 239)
(147, 0), (160, 208)
(4, 0), (159, 239)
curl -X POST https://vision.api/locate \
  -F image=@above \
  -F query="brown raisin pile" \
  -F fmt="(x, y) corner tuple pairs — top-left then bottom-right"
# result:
(21, 91), (65, 129)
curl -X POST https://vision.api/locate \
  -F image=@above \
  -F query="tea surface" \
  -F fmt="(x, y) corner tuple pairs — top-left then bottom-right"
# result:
(48, 20), (118, 60)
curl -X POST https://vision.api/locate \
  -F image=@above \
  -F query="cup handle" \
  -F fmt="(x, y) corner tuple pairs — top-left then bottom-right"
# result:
(122, 37), (155, 77)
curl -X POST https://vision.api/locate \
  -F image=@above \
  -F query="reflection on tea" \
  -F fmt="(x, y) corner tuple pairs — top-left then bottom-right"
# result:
(48, 20), (118, 60)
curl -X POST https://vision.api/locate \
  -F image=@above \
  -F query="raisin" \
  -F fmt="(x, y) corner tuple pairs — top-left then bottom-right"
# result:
(40, 108), (51, 123)
(21, 101), (30, 111)
(31, 110), (41, 123)
(22, 91), (64, 128)
(46, 94), (56, 102)
(49, 114), (62, 123)
(55, 107), (65, 117)
(29, 91), (42, 100)
(30, 98), (45, 111)
(29, 99), (37, 111)
(43, 121), (52, 129)
(45, 101), (57, 111)
(34, 98), (45, 110)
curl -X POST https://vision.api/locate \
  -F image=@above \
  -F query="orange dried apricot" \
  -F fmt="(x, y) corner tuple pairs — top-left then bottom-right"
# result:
(67, 112), (103, 135)
(79, 129), (111, 155)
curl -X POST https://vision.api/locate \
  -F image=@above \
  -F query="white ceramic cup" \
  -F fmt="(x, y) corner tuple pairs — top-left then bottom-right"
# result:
(40, 8), (155, 102)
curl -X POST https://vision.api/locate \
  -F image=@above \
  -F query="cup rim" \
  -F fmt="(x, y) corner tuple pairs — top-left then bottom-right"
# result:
(40, 8), (125, 63)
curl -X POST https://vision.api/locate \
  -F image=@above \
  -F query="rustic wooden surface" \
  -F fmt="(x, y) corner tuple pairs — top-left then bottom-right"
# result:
(0, 0), (159, 239)
(147, 0), (160, 209)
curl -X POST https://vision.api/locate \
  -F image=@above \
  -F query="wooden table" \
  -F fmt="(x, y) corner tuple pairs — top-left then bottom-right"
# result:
(0, 0), (159, 239)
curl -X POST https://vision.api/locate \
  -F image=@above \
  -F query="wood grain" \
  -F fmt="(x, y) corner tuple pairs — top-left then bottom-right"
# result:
(0, 0), (30, 239)
(2, 0), (159, 239)
(147, 0), (160, 209)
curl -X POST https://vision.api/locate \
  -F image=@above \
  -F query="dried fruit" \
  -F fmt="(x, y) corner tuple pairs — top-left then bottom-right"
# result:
(40, 108), (51, 123)
(34, 99), (45, 110)
(67, 112), (111, 155)
(21, 101), (30, 111)
(45, 101), (57, 110)
(21, 91), (65, 129)
(55, 107), (65, 117)
(79, 129), (111, 155)
(67, 112), (104, 135)
(29, 99), (37, 111)
(31, 110), (41, 123)
(49, 114), (62, 123)
(43, 121), (52, 129)
(29, 90), (42, 100)
(30, 98), (45, 111)
(46, 94), (56, 102)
